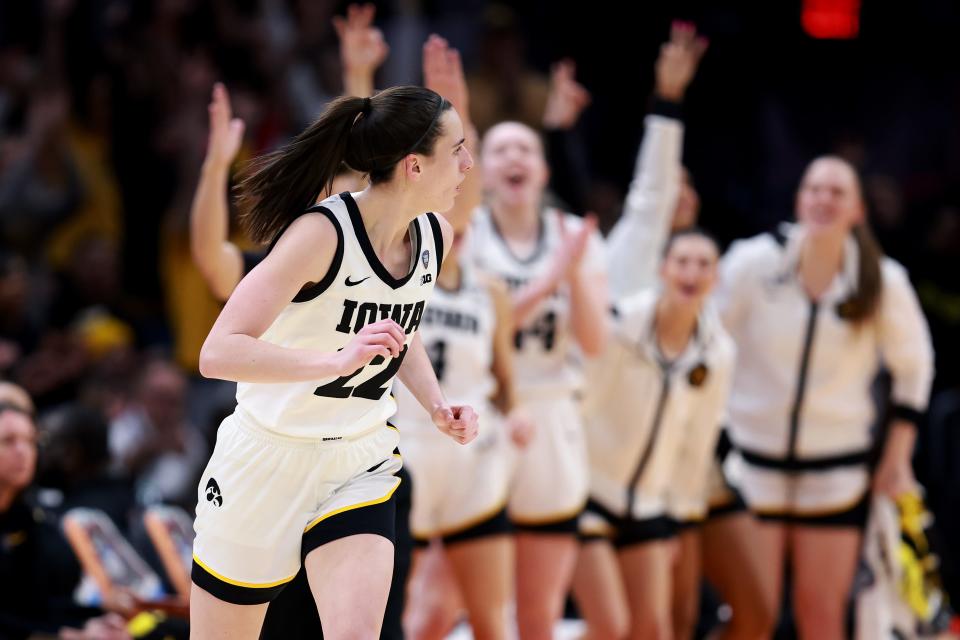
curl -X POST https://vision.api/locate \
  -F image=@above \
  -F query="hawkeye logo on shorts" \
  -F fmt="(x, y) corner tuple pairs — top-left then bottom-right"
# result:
(205, 478), (223, 507)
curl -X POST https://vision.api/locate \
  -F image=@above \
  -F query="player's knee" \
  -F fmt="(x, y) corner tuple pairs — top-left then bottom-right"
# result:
(515, 605), (557, 640)
(405, 604), (457, 640)
(465, 608), (510, 640)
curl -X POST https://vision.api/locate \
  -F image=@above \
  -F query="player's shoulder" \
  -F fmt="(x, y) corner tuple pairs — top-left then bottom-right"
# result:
(281, 208), (340, 243)
(263, 209), (342, 280)
(722, 229), (785, 272)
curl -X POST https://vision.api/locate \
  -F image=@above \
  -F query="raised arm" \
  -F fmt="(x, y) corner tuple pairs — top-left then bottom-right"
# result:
(541, 59), (592, 214)
(333, 3), (389, 98)
(198, 214), (405, 383)
(606, 21), (707, 298)
(190, 83), (246, 301)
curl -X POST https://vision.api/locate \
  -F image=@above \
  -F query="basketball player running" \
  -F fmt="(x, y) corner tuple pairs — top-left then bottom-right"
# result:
(190, 86), (477, 639)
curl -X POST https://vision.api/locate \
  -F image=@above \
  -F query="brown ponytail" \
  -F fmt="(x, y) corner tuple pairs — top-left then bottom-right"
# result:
(236, 86), (450, 244)
(843, 223), (883, 323)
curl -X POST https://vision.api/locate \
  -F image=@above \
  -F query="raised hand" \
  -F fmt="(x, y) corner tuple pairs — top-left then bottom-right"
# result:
(335, 319), (406, 373)
(422, 34), (469, 121)
(205, 83), (245, 171)
(333, 3), (389, 97)
(542, 59), (591, 130)
(432, 403), (479, 445)
(551, 213), (599, 281)
(655, 21), (708, 102)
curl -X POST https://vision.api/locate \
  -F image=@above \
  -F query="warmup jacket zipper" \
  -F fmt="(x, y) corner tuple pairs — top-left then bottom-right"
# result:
(786, 301), (819, 463)
(625, 369), (672, 517)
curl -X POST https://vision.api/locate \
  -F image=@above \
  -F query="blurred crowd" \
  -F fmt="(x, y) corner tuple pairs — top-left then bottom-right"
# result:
(0, 0), (959, 638)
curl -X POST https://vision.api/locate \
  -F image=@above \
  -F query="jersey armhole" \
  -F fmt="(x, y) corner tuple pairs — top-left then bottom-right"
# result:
(292, 206), (344, 303)
(241, 250), (266, 276)
(426, 212), (445, 276)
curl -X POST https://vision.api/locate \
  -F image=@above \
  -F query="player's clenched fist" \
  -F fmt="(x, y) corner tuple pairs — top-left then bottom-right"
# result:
(335, 319), (406, 373)
(431, 404), (479, 445)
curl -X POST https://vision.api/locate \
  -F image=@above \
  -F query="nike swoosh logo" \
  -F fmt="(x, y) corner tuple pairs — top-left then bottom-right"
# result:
(345, 276), (370, 287)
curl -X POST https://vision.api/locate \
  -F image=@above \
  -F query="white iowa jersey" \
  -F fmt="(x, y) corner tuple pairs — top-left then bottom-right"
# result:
(235, 192), (443, 440)
(392, 263), (498, 434)
(467, 207), (606, 398)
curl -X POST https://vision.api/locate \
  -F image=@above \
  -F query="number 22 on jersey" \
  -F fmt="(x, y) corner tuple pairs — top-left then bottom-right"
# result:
(314, 345), (410, 400)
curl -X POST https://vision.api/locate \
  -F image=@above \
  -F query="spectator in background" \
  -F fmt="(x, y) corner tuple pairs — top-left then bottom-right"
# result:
(0, 249), (40, 374)
(466, 3), (548, 134)
(0, 85), (81, 260)
(36, 404), (135, 533)
(109, 358), (207, 510)
(49, 233), (125, 330)
(0, 383), (95, 638)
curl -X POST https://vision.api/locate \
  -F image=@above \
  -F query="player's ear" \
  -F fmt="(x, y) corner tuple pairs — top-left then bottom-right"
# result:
(402, 154), (423, 182)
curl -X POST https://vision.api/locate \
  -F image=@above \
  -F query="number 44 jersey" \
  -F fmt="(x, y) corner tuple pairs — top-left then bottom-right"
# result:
(234, 192), (442, 440)
(467, 207), (607, 400)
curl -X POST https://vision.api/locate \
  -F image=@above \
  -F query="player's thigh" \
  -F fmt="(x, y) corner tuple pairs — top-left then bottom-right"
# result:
(790, 525), (861, 635)
(446, 534), (513, 638)
(190, 582), (268, 640)
(617, 540), (675, 628)
(515, 532), (579, 611)
(671, 527), (702, 640)
(703, 513), (785, 634)
(305, 533), (395, 640)
(571, 539), (629, 640)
